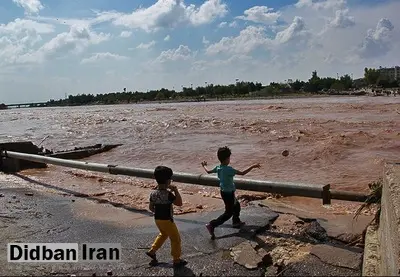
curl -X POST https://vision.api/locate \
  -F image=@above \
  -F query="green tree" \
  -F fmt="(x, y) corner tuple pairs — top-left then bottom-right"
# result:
(305, 70), (321, 93)
(319, 77), (337, 90)
(155, 91), (165, 100)
(364, 67), (380, 85)
(290, 80), (305, 91)
(339, 74), (353, 89)
(330, 82), (345, 90)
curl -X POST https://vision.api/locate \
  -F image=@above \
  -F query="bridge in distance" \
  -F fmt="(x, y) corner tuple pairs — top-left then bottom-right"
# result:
(3, 102), (48, 108)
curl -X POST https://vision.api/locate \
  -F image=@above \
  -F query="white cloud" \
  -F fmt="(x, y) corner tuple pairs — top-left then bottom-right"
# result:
(13, 0), (44, 15)
(0, 18), (54, 34)
(136, 40), (156, 49)
(164, 35), (171, 41)
(106, 1), (185, 32)
(202, 36), (210, 45)
(276, 0), (400, 70)
(206, 15), (312, 56)
(120, 31), (132, 38)
(219, 21), (227, 28)
(99, 0), (227, 32)
(295, 0), (346, 10)
(0, 37), (27, 66)
(0, 19), (55, 66)
(155, 45), (194, 63)
(186, 0), (228, 26)
(219, 21), (237, 28)
(17, 25), (110, 64)
(328, 9), (355, 29)
(28, 11), (124, 29)
(236, 6), (281, 25)
(358, 18), (395, 59)
(206, 25), (270, 55)
(192, 54), (254, 72)
(229, 21), (238, 28)
(81, 52), (129, 64)
(275, 16), (310, 44)
(28, 0), (227, 34)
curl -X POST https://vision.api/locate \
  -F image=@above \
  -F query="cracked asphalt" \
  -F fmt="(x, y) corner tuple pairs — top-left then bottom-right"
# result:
(0, 186), (277, 276)
(0, 186), (363, 276)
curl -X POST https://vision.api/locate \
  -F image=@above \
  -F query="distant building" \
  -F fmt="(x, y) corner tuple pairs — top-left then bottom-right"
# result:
(378, 66), (400, 81)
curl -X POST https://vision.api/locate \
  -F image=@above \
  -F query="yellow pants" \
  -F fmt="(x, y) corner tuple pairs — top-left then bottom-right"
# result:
(150, 219), (182, 261)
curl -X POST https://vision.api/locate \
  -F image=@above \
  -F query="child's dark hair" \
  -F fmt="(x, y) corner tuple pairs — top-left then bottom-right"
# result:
(154, 166), (173, 184)
(217, 146), (231, 163)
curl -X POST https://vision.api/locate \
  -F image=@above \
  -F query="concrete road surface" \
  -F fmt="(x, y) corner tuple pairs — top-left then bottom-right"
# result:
(0, 186), (362, 276)
(0, 186), (277, 276)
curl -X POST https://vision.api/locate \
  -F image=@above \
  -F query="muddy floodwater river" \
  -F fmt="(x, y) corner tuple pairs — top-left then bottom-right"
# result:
(0, 96), (399, 216)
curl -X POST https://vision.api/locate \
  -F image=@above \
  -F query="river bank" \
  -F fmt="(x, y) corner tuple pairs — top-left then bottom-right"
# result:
(136, 93), (336, 105)
(6, 93), (348, 109)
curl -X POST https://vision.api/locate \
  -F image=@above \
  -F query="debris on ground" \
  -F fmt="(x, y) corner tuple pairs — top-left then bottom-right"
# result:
(303, 220), (328, 242)
(310, 244), (362, 270)
(228, 212), (364, 274)
(230, 241), (272, 270)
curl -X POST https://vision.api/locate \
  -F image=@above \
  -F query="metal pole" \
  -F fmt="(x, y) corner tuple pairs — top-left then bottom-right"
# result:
(330, 190), (369, 202)
(112, 165), (327, 198)
(0, 150), (370, 203)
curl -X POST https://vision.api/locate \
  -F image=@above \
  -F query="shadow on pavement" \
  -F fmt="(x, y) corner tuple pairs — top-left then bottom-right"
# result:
(174, 266), (196, 277)
(12, 173), (243, 228)
(214, 224), (263, 240)
(145, 262), (196, 276)
(13, 173), (154, 217)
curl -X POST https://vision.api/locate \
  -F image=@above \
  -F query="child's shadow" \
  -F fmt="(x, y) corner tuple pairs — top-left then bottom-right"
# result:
(149, 262), (195, 276)
(213, 224), (262, 240)
(174, 266), (196, 277)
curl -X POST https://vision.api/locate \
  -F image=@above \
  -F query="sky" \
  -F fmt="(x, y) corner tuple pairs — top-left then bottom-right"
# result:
(0, 0), (399, 103)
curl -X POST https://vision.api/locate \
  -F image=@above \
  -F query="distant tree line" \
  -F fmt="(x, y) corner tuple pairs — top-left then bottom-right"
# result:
(39, 69), (398, 107)
(364, 67), (399, 88)
(46, 82), (265, 106)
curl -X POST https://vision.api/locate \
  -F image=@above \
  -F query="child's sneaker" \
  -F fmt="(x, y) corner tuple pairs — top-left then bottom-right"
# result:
(206, 223), (215, 240)
(149, 259), (158, 266)
(232, 221), (245, 228)
(146, 251), (158, 266)
(173, 259), (188, 268)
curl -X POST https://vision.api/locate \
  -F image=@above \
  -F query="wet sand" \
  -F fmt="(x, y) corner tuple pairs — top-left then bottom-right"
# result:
(0, 96), (399, 215)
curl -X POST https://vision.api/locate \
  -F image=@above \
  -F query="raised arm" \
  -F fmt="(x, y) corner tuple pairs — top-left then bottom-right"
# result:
(235, 163), (261, 176)
(169, 185), (183, 206)
(201, 161), (216, 174)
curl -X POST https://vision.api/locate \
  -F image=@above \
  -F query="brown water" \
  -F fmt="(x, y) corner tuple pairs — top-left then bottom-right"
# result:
(1, 96), (399, 214)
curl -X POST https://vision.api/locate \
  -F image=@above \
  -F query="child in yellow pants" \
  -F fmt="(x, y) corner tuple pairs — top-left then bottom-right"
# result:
(146, 166), (187, 268)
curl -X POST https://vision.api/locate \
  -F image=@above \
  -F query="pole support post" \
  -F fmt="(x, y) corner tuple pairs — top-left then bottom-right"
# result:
(322, 184), (331, 205)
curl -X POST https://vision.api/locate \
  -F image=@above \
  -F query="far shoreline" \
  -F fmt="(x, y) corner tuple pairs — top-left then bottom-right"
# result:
(5, 93), (367, 110)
